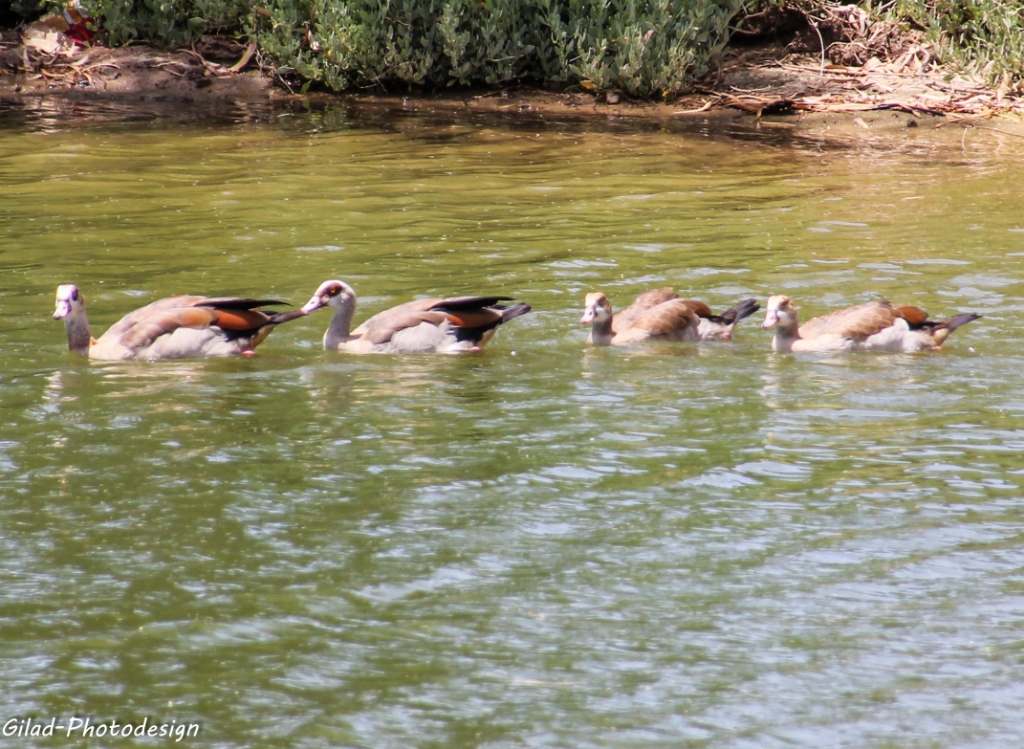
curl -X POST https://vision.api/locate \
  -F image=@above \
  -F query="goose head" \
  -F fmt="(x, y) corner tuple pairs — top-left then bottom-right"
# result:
(53, 284), (85, 320)
(580, 293), (613, 325)
(302, 280), (356, 314)
(762, 295), (798, 330)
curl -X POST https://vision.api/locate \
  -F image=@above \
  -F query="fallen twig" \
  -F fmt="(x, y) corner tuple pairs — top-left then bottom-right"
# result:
(226, 40), (257, 74)
(673, 101), (714, 115)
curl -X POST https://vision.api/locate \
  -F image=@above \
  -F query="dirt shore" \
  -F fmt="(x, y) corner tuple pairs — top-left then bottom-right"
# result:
(4, 31), (1024, 139)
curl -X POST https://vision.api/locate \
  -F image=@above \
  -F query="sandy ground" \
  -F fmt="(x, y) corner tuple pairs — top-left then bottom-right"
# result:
(4, 32), (1024, 140)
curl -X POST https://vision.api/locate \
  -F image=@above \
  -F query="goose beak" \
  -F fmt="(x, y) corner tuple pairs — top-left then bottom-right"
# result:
(762, 309), (779, 329)
(53, 300), (71, 320)
(580, 307), (596, 324)
(301, 295), (324, 314)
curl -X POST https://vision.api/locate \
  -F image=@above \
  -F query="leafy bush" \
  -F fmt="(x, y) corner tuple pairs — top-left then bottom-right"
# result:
(71, 0), (251, 45)
(48, 1), (1024, 94)
(886, 0), (1024, 84)
(69, 0), (743, 95)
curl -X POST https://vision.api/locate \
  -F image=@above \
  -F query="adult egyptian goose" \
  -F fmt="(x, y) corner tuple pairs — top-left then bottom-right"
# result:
(610, 288), (760, 341)
(300, 279), (531, 354)
(761, 295), (981, 353)
(581, 291), (701, 345)
(53, 284), (307, 361)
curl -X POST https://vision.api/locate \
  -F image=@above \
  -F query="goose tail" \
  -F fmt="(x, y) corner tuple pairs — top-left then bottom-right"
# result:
(499, 302), (532, 323)
(719, 298), (760, 325)
(939, 312), (981, 333)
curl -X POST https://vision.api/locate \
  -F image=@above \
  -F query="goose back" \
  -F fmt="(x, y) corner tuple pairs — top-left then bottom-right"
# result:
(602, 288), (758, 342)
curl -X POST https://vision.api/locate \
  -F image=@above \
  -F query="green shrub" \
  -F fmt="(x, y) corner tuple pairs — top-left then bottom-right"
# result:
(250, 0), (747, 96)
(886, 0), (1024, 84)
(71, 0), (743, 95)
(75, 0), (251, 45)
(54, 1), (1024, 94)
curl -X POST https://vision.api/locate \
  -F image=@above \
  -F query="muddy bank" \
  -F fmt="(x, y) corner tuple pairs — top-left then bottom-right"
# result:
(0, 34), (279, 107)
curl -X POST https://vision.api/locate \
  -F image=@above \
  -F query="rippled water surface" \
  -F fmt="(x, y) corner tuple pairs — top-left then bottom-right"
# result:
(3, 99), (1024, 748)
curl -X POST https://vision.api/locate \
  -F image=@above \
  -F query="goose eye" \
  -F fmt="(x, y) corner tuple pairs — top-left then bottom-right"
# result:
(329, 285), (341, 297)
(70, 288), (79, 301)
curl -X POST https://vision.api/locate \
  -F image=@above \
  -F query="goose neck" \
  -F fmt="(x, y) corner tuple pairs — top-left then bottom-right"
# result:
(324, 296), (357, 350)
(589, 316), (614, 346)
(64, 309), (92, 355)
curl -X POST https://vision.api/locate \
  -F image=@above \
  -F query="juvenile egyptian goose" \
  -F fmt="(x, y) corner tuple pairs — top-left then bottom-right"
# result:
(761, 295), (981, 353)
(53, 284), (307, 361)
(581, 291), (700, 345)
(300, 279), (531, 354)
(610, 288), (760, 341)
(583, 288), (759, 345)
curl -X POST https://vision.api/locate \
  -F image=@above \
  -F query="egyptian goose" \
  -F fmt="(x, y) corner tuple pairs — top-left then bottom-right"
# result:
(761, 295), (981, 353)
(300, 279), (531, 354)
(52, 284), (307, 361)
(610, 287), (760, 341)
(581, 291), (700, 345)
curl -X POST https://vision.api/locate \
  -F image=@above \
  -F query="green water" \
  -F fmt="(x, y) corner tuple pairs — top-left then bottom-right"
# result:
(2, 100), (1024, 748)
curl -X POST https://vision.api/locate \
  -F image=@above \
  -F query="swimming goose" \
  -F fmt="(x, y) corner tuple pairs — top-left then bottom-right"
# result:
(300, 279), (531, 354)
(584, 288), (759, 345)
(606, 290), (761, 342)
(53, 284), (307, 361)
(611, 288), (759, 341)
(761, 295), (981, 353)
(581, 291), (700, 345)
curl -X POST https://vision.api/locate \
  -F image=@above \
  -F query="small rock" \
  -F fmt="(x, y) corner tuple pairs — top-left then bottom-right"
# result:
(605, 91), (620, 105)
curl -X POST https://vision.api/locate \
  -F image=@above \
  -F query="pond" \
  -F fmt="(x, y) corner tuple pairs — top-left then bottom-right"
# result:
(2, 97), (1023, 748)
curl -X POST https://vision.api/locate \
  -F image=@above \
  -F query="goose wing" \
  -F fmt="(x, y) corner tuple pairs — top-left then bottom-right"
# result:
(799, 301), (902, 341)
(684, 297), (760, 324)
(629, 299), (699, 339)
(116, 298), (292, 353)
(679, 299), (714, 318)
(895, 305), (981, 347)
(358, 296), (519, 346)
(101, 295), (209, 340)
(353, 298), (445, 344)
(613, 288), (679, 333)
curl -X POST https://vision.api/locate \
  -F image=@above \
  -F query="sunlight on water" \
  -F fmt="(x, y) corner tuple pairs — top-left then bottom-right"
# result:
(2, 100), (1024, 748)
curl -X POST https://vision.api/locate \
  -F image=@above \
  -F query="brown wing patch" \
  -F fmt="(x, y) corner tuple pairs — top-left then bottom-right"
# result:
(896, 306), (930, 326)
(159, 307), (220, 329)
(119, 307), (219, 349)
(445, 309), (502, 330)
(631, 288), (678, 308)
(614, 288), (678, 333)
(679, 299), (713, 318)
(105, 295), (209, 338)
(632, 299), (698, 338)
(211, 309), (272, 331)
(800, 301), (901, 341)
